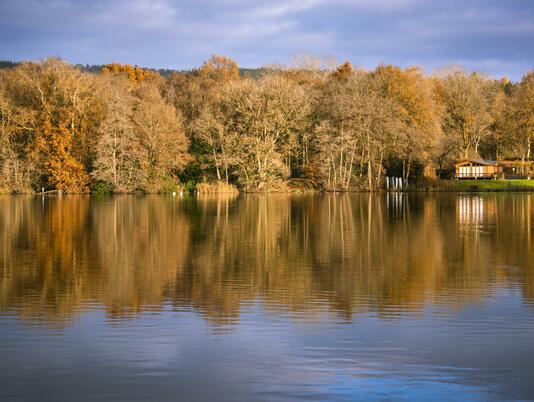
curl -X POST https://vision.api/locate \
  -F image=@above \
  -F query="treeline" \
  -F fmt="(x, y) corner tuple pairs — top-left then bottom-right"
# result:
(0, 56), (533, 193)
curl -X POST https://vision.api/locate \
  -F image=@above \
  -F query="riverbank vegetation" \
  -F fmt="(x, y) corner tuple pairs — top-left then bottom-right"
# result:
(432, 179), (534, 192)
(0, 56), (533, 193)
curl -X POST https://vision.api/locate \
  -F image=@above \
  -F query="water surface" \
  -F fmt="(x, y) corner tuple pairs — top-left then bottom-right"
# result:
(1, 193), (534, 401)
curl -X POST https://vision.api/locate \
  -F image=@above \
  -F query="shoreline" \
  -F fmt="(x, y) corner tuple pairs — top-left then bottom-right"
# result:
(4, 179), (534, 195)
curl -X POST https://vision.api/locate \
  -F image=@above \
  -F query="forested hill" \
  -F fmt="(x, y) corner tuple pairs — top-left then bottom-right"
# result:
(0, 61), (20, 69)
(0, 60), (186, 76)
(0, 60), (268, 79)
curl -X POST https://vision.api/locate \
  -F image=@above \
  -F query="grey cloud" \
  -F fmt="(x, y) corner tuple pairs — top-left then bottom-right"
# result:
(0, 0), (533, 79)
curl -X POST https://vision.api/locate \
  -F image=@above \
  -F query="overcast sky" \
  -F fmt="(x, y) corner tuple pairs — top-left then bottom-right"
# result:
(1, 0), (533, 80)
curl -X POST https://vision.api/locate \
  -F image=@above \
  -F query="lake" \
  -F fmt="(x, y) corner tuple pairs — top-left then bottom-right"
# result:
(1, 193), (533, 401)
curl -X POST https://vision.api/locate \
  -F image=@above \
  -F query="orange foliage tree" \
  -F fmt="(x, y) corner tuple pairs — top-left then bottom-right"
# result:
(102, 63), (158, 83)
(36, 117), (89, 192)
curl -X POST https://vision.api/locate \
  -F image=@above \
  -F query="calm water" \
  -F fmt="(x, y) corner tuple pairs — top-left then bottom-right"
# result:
(1, 193), (534, 402)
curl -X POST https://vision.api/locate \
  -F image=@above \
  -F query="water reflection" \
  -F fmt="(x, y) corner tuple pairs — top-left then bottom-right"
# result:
(1, 193), (533, 326)
(386, 191), (406, 218)
(457, 195), (485, 227)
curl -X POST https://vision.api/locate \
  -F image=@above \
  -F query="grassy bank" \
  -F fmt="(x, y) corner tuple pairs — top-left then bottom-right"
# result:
(428, 179), (534, 192)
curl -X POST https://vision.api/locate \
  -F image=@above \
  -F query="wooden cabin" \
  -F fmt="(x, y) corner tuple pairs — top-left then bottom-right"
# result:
(455, 159), (503, 179)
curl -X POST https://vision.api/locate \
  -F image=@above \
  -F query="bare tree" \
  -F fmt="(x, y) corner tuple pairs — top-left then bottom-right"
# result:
(313, 72), (400, 190)
(133, 83), (189, 191)
(505, 71), (534, 162)
(197, 75), (310, 190)
(92, 77), (145, 192)
(435, 69), (495, 159)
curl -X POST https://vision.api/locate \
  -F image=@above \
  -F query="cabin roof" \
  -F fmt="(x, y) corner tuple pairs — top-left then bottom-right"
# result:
(455, 159), (498, 167)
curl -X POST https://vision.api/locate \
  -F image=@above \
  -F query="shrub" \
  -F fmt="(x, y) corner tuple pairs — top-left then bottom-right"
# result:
(159, 176), (184, 194)
(91, 181), (113, 195)
(196, 181), (239, 194)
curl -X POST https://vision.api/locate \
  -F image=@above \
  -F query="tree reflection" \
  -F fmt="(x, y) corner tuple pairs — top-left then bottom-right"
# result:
(0, 193), (533, 327)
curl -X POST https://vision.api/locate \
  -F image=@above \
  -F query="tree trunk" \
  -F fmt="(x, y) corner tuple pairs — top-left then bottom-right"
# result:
(213, 149), (221, 181)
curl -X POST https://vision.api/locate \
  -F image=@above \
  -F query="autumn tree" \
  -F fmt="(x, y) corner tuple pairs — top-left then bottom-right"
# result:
(9, 59), (103, 192)
(434, 69), (495, 160)
(313, 71), (400, 190)
(166, 55), (239, 123)
(0, 77), (35, 192)
(486, 79), (513, 161)
(164, 55), (240, 184)
(91, 77), (143, 192)
(193, 105), (231, 183)
(371, 65), (441, 180)
(102, 63), (159, 83)
(133, 83), (189, 191)
(331, 61), (353, 80)
(198, 75), (310, 190)
(36, 117), (89, 192)
(504, 71), (534, 162)
(198, 55), (239, 82)
(93, 78), (189, 192)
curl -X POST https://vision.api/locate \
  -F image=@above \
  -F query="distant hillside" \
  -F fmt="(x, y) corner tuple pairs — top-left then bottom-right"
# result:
(0, 60), (271, 79)
(0, 61), (20, 69)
